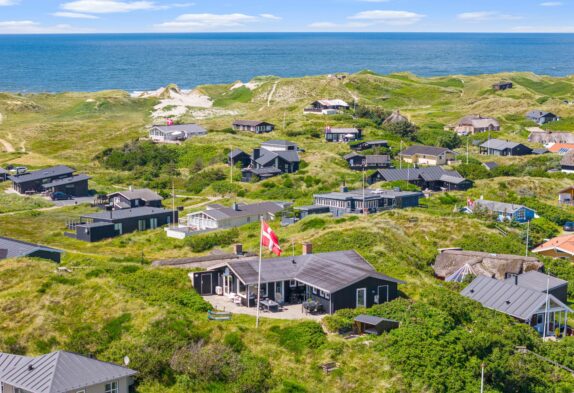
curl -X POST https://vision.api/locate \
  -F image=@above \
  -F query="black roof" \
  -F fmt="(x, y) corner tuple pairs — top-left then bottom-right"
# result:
(9, 165), (75, 184)
(373, 167), (466, 183)
(81, 207), (173, 222)
(42, 174), (90, 188)
(214, 250), (404, 293)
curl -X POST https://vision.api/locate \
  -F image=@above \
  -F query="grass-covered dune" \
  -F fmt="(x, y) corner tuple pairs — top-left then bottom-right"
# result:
(2, 71), (574, 392)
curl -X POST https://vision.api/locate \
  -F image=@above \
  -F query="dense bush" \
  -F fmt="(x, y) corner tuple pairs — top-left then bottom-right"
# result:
(187, 168), (227, 194)
(97, 140), (178, 172)
(384, 120), (418, 141)
(272, 321), (326, 353)
(520, 197), (574, 226)
(354, 105), (391, 127)
(185, 228), (239, 253)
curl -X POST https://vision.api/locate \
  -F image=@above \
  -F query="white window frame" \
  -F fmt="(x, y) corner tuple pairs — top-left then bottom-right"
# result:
(325, 292), (330, 300)
(289, 280), (297, 288)
(319, 290), (325, 297)
(312, 287), (317, 295)
(356, 288), (367, 308)
(105, 381), (119, 393)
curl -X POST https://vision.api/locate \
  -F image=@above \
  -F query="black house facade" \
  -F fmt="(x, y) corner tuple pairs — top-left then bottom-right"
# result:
(9, 165), (89, 195)
(231, 141), (300, 182)
(479, 139), (533, 156)
(107, 188), (163, 210)
(369, 167), (473, 191)
(192, 248), (404, 314)
(344, 153), (391, 170)
(69, 207), (177, 242)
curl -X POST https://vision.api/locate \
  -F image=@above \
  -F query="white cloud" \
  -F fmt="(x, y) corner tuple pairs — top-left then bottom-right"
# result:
(154, 13), (280, 31)
(52, 12), (100, 19)
(0, 20), (90, 33)
(260, 13), (281, 20)
(457, 11), (521, 22)
(308, 22), (339, 29)
(540, 1), (562, 5)
(61, 0), (157, 14)
(0, 0), (19, 5)
(349, 10), (425, 25)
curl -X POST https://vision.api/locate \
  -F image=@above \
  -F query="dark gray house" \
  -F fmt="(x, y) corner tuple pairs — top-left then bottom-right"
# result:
(505, 270), (568, 304)
(232, 120), (275, 133)
(325, 127), (362, 142)
(526, 110), (560, 125)
(0, 351), (137, 393)
(68, 207), (177, 242)
(0, 236), (63, 263)
(479, 139), (533, 156)
(344, 153), (391, 170)
(369, 167), (473, 191)
(351, 140), (389, 151)
(107, 188), (163, 210)
(0, 168), (8, 182)
(9, 165), (89, 196)
(192, 248), (404, 314)
(233, 140), (300, 182)
(462, 275), (572, 336)
(493, 81), (513, 91)
(313, 187), (422, 215)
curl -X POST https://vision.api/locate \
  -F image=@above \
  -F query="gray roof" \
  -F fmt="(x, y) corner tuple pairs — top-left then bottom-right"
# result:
(295, 205), (331, 212)
(363, 140), (388, 146)
(0, 168), (8, 175)
(261, 140), (297, 148)
(373, 167), (465, 183)
(229, 148), (248, 159)
(9, 166), (75, 184)
(82, 207), (172, 221)
(505, 271), (568, 292)
(314, 188), (422, 202)
(561, 151), (574, 167)
(327, 127), (360, 134)
(197, 202), (287, 221)
(255, 148), (299, 165)
(233, 120), (274, 127)
(344, 152), (363, 160)
(400, 145), (454, 157)
(0, 353), (32, 374)
(365, 155), (391, 165)
(216, 250), (404, 293)
(461, 275), (572, 321)
(42, 174), (90, 188)
(108, 188), (163, 202)
(479, 139), (525, 150)
(0, 351), (137, 393)
(152, 123), (206, 136)
(527, 110), (557, 120)
(242, 167), (282, 176)
(473, 199), (534, 214)
(532, 148), (549, 155)
(0, 236), (63, 260)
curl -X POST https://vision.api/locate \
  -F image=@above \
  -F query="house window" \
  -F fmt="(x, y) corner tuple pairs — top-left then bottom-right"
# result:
(319, 290), (325, 297)
(325, 292), (330, 300)
(289, 280), (297, 287)
(312, 287), (317, 295)
(138, 219), (146, 231)
(150, 218), (158, 230)
(114, 223), (123, 235)
(105, 381), (119, 393)
(260, 283), (268, 298)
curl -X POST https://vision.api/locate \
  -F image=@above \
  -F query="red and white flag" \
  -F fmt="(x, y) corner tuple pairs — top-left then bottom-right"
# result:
(261, 221), (281, 256)
(166, 118), (174, 126)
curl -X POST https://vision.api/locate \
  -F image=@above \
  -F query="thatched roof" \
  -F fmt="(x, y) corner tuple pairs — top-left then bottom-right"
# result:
(433, 249), (543, 280)
(383, 110), (409, 125)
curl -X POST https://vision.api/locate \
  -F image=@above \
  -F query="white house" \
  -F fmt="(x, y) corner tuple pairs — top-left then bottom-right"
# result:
(186, 202), (290, 231)
(149, 123), (207, 143)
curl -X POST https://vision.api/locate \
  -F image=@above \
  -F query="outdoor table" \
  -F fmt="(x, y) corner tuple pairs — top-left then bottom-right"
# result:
(260, 299), (280, 312)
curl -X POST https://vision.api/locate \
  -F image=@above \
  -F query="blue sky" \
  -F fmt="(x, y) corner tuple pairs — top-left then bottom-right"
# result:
(0, 0), (572, 34)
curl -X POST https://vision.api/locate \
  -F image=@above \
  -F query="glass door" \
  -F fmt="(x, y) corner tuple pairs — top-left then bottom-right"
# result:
(356, 288), (367, 308)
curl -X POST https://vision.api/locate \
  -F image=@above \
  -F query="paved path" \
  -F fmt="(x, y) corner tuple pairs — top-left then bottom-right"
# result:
(0, 138), (15, 153)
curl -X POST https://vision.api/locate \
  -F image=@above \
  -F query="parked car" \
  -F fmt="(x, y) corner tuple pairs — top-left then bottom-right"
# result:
(563, 221), (574, 232)
(51, 192), (72, 201)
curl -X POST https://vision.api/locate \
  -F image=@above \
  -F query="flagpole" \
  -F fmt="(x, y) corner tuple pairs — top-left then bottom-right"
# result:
(256, 218), (263, 328)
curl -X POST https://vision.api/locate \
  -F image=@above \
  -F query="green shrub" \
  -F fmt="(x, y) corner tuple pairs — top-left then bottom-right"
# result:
(185, 228), (239, 253)
(300, 217), (326, 231)
(223, 332), (246, 353)
(275, 321), (326, 353)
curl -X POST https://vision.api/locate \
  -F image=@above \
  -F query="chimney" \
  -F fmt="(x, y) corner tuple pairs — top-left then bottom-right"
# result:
(514, 275), (518, 286)
(129, 185), (133, 191)
(340, 182), (348, 193)
(232, 202), (240, 211)
(253, 148), (261, 161)
(302, 242), (313, 255)
(233, 243), (243, 256)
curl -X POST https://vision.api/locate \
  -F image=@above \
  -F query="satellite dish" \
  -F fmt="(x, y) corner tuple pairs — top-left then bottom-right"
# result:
(123, 356), (130, 366)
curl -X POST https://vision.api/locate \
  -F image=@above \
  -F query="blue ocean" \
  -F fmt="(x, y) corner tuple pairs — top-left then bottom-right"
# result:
(1, 33), (574, 92)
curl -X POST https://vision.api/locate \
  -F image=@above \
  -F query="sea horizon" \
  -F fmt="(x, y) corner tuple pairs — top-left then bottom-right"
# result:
(2, 32), (574, 92)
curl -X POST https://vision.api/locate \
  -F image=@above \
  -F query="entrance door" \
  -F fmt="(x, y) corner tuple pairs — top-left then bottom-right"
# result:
(223, 275), (233, 295)
(356, 288), (367, 308)
(150, 218), (158, 230)
(377, 285), (389, 304)
(200, 274), (212, 295)
(138, 219), (146, 231)
(275, 281), (284, 303)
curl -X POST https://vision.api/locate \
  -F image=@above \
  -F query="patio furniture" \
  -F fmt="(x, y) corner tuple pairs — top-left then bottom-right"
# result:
(233, 295), (242, 306)
(302, 300), (322, 314)
(260, 299), (280, 312)
(320, 362), (339, 373)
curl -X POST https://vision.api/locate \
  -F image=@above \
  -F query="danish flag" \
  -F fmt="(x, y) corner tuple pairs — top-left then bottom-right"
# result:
(261, 221), (281, 256)
(166, 118), (174, 126)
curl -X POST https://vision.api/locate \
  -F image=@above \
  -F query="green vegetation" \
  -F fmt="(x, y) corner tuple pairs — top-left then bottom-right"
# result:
(3, 71), (574, 392)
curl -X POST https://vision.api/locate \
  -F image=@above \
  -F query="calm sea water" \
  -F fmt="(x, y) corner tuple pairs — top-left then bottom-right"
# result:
(1, 33), (574, 92)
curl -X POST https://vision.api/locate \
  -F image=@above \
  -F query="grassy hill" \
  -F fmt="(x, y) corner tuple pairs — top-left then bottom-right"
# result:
(2, 72), (574, 392)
